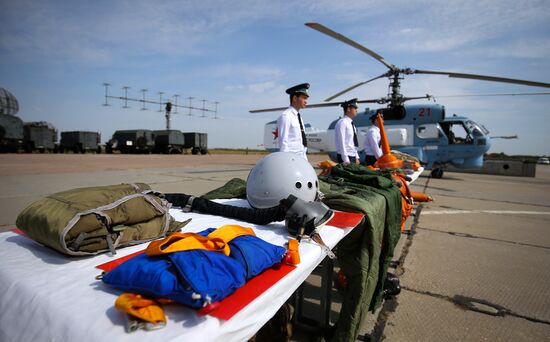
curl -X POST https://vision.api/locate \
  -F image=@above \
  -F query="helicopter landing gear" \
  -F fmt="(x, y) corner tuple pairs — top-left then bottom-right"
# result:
(431, 168), (444, 179)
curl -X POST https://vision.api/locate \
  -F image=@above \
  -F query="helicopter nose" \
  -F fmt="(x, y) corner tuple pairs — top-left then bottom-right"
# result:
(478, 136), (492, 153)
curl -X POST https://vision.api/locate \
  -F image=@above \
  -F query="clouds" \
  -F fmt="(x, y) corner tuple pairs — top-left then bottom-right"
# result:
(1, 0), (549, 154)
(3, 1), (549, 63)
(332, 0), (550, 63)
(0, 1), (258, 64)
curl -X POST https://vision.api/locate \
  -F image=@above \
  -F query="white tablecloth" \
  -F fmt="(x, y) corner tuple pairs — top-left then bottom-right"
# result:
(0, 199), (355, 342)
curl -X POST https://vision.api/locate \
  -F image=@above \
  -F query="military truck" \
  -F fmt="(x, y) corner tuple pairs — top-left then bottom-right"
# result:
(23, 121), (57, 153)
(60, 131), (101, 153)
(153, 130), (185, 154)
(183, 132), (208, 155)
(106, 129), (154, 154)
(0, 114), (24, 152)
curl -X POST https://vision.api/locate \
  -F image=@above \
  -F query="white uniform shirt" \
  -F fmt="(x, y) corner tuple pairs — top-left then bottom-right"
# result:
(364, 125), (383, 159)
(334, 116), (359, 164)
(277, 106), (307, 159)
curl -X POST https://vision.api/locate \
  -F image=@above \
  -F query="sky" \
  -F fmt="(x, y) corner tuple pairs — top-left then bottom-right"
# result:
(1, 0), (549, 156)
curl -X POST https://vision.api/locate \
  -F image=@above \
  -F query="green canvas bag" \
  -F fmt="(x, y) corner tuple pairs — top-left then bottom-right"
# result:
(16, 183), (189, 256)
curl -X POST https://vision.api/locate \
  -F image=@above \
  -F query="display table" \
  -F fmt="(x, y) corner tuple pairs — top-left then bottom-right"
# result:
(0, 199), (361, 342)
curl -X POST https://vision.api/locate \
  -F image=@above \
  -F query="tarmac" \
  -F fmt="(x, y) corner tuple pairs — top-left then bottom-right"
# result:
(1, 153), (549, 341)
(361, 163), (550, 341)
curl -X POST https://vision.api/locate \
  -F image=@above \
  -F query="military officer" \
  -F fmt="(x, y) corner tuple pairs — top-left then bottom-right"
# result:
(334, 98), (360, 165)
(364, 113), (383, 166)
(277, 83), (310, 160)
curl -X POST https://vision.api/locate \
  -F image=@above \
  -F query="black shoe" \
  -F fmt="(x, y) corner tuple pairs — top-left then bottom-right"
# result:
(383, 272), (401, 297)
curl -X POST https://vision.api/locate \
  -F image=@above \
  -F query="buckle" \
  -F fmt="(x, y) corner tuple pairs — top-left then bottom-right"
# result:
(182, 196), (196, 213)
(125, 314), (166, 333)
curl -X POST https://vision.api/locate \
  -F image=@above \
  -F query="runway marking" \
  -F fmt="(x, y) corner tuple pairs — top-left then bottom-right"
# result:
(421, 210), (550, 215)
(416, 226), (550, 250)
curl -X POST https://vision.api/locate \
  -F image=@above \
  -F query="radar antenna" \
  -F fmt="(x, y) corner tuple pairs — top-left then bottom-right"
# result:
(102, 83), (220, 129)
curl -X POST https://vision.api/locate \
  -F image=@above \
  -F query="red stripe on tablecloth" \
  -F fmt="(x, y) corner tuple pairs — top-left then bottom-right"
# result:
(95, 250), (145, 271)
(204, 264), (296, 320)
(327, 211), (364, 228)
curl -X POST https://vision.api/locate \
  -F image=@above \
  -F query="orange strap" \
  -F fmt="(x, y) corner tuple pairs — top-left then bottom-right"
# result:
(146, 225), (255, 256)
(115, 293), (166, 324)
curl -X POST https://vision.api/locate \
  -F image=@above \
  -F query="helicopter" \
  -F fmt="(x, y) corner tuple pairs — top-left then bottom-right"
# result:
(251, 23), (550, 178)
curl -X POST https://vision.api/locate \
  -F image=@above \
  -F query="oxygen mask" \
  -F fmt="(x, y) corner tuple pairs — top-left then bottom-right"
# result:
(280, 195), (334, 237)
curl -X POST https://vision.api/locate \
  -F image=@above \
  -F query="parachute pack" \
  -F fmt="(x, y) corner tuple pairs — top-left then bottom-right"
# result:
(16, 183), (188, 256)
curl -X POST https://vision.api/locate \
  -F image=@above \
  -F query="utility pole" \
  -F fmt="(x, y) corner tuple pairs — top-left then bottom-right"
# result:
(165, 101), (172, 130)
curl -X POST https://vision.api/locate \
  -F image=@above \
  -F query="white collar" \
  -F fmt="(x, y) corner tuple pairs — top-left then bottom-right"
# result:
(288, 106), (299, 115)
(343, 116), (353, 122)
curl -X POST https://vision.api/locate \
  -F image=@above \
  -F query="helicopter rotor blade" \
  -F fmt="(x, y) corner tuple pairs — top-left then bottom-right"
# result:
(324, 73), (388, 101)
(357, 98), (389, 105)
(250, 102), (345, 114)
(491, 135), (518, 139)
(251, 90), (550, 112)
(432, 91), (550, 98)
(402, 95), (434, 102)
(250, 98), (383, 113)
(249, 106), (288, 113)
(305, 23), (395, 71)
(413, 69), (550, 88)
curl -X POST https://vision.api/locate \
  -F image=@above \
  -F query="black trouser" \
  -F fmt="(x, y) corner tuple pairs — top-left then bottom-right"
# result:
(364, 155), (377, 166)
(337, 154), (357, 164)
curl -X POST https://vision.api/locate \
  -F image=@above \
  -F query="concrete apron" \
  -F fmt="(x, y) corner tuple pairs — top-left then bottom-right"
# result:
(368, 166), (550, 341)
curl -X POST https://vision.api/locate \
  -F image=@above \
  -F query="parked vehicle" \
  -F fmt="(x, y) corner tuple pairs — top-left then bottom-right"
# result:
(538, 157), (550, 165)
(0, 88), (24, 152)
(60, 131), (101, 153)
(153, 130), (185, 154)
(23, 121), (57, 153)
(106, 129), (154, 154)
(0, 114), (24, 152)
(183, 132), (208, 155)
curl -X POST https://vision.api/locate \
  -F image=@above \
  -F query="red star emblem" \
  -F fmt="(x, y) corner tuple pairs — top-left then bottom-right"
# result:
(272, 128), (278, 140)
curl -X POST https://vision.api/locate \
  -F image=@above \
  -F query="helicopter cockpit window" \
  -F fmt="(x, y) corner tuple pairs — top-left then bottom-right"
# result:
(471, 126), (483, 137)
(448, 122), (472, 144)
(466, 120), (487, 137)
(416, 124), (438, 139)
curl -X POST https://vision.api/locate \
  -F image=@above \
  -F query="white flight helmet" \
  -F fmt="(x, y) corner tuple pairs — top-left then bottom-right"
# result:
(246, 152), (319, 209)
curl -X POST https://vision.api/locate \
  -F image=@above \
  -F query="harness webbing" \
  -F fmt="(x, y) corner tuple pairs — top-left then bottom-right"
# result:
(146, 225), (255, 256)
